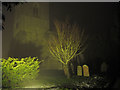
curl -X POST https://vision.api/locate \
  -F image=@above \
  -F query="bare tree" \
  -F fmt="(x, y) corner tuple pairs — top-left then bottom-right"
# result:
(49, 19), (87, 78)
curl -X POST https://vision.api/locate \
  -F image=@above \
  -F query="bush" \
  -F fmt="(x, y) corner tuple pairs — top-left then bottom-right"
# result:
(2, 57), (43, 88)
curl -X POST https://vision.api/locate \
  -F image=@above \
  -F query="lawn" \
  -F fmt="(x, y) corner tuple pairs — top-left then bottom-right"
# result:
(24, 70), (110, 89)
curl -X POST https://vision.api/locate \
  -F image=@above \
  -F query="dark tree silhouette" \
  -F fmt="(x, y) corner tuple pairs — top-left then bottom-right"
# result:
(2, 2), (24, 30)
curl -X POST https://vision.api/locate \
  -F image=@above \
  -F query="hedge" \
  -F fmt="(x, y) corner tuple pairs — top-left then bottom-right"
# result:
(2, 57), (43, 88)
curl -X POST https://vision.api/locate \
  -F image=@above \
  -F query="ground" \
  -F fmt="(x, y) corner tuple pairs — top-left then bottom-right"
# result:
(23, 70), (111, 89)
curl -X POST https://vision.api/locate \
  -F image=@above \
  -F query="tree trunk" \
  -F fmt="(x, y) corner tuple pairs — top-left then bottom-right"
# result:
(63, 64), (71, 79)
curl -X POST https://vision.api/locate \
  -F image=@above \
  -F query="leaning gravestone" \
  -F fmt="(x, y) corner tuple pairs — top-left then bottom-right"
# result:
(77, 66), (82, 76)
(83, 65), (90, 77)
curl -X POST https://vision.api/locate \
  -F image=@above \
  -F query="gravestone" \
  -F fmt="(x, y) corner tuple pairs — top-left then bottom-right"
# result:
(70, 63), (74, 74)
(83, 65), (90, 77)
(101, 62), (107, 73)
(77, 66), (82, 76)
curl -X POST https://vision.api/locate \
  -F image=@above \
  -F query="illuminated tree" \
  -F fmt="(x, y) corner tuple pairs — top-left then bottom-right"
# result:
(49, 19), (87, 78)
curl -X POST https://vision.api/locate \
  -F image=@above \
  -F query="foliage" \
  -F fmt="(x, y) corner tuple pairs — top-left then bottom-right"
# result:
(2, 57), (43, 88)
(2, 2), (24, 12)
(49, 19), (87, 65)
(2, 2), (25, 30)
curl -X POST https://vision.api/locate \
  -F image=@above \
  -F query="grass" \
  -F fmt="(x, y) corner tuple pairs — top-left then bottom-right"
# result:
(23, 70), (110, 89)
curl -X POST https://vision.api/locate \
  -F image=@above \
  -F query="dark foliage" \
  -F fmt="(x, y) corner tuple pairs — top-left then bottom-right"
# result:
(2, 2), (24, 11)
(2, 2), (24, 30)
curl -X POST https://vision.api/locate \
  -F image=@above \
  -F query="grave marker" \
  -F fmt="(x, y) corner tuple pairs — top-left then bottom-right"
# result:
(101, 62), (107, 73)
(77, 66), (82, 76)
(83, 65), (89, 77)
(70, 63), (74, 74)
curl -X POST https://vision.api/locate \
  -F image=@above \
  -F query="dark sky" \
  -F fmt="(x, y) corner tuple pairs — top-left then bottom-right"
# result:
(49, 2), (119, 61)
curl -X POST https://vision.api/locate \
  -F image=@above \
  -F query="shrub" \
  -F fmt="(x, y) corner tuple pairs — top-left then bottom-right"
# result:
(2, 57), (43, 88)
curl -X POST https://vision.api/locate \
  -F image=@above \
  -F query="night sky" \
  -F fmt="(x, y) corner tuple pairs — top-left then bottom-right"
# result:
(2, 2), (120, 74)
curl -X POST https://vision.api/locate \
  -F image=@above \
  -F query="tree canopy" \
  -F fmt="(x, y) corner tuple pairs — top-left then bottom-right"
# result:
(49, 19), (87, 65)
